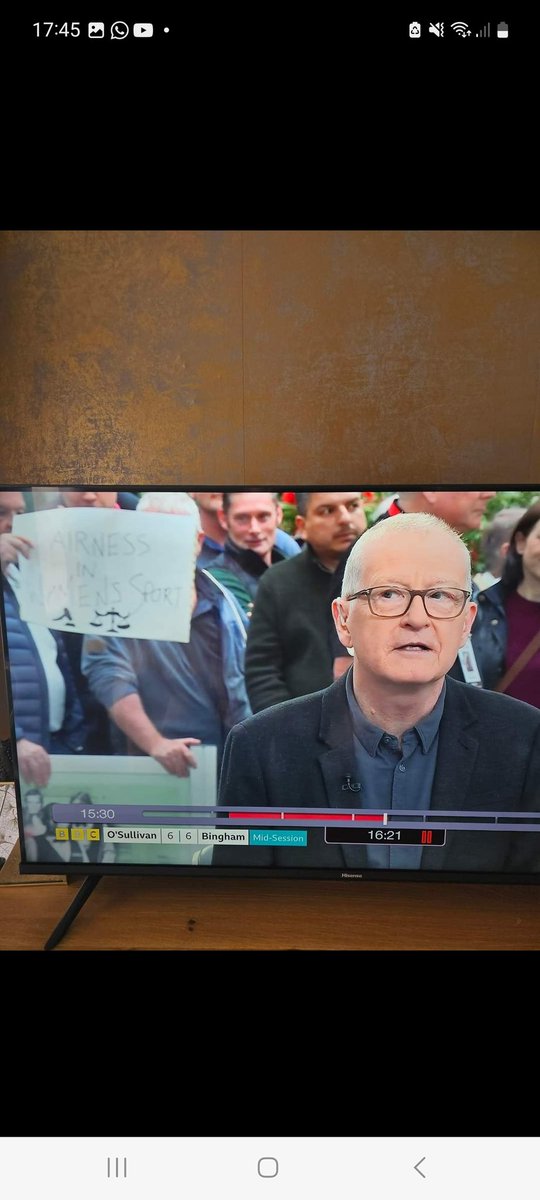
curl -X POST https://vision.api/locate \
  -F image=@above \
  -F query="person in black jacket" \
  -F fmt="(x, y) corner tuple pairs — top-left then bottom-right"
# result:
(244, 492), (366, 712)
(206, 492), (288, 618)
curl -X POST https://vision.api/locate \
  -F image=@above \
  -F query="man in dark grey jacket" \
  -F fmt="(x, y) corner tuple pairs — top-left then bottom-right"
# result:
(245, 492), (366, 712)
(216, 514), (540, 874)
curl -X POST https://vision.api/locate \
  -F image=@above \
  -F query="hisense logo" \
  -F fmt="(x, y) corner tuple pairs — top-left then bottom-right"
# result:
(341, 872), (364, 879)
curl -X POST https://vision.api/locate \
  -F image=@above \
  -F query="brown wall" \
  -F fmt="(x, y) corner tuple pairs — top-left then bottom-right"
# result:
(2, 229), (539, 486)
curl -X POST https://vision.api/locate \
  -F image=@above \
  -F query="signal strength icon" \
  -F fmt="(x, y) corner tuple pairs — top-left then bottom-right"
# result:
(451, 21), (471, 36)
(476, 22), (491, 37)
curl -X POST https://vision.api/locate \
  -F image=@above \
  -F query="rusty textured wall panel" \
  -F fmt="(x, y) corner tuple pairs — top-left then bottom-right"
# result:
(0, 230), (245, 485)
(1, 230), (539, 488)
(241, 230), (540, 484)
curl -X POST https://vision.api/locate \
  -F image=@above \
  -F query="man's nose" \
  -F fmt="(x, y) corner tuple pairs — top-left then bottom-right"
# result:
(82, 492), (98, 504)
(401, 595), (430, 624)
(337, 506), (353, 524)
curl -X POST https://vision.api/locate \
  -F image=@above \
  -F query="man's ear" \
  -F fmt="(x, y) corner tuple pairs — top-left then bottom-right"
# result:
(332, 598), (354, 651)
(459, 601), (478, 644)
(217, 507), (228, 533)
(295, 514), (306, 536)
(195, 530), (205, 558)
(275, 502), (283, 525)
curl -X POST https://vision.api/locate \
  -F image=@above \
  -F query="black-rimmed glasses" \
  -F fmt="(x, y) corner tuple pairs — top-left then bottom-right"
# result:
(345, 586), (472, 618)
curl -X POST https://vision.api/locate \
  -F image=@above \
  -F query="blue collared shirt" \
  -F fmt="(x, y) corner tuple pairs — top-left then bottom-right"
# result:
(345, 670), (446, 868)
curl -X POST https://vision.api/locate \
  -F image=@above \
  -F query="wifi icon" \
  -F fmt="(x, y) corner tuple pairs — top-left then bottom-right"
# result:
(451, 21), (471, 36)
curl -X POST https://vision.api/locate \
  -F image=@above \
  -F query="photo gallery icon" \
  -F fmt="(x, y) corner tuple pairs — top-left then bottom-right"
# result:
(88, 22), (105, 37)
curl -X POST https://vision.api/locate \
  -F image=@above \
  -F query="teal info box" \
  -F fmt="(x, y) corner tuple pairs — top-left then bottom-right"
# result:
(249, 829), (308, 847)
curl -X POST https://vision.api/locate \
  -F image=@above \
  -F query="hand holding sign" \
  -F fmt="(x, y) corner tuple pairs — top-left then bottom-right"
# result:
(17, 738), (52, 787)
(149, 736), (202, 777)
(0, 532), (34, 574)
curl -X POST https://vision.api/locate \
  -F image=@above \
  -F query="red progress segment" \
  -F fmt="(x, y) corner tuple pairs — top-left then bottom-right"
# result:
(229, 812), (385, 822)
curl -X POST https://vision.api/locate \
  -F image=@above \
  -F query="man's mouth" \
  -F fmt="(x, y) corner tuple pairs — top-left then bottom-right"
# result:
(394, 642), (433, 652)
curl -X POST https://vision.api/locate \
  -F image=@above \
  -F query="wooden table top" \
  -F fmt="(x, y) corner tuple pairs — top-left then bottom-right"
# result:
(1, 867), (540, 950)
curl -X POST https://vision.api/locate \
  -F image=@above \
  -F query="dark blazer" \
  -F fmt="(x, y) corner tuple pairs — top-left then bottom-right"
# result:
(214, 672), (540, 874)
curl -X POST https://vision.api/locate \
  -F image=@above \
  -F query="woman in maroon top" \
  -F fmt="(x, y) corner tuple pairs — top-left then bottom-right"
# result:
(472, 501), (540, 706)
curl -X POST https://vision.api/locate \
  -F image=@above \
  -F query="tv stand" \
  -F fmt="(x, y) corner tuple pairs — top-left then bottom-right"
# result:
(44, 875), (103, 950)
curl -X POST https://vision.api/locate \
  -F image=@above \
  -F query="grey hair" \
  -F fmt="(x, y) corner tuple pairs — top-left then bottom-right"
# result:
(137, 492), (202, 528)
(341, 512), (473, 597)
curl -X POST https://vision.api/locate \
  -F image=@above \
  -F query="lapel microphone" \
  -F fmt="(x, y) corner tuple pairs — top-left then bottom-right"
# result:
(342, 775), (362, 793)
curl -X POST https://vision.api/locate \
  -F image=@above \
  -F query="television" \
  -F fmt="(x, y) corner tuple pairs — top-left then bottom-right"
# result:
(1, 485), (540, 946)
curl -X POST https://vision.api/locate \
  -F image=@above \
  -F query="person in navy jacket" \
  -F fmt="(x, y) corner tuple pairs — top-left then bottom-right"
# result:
(0, 490), (86, 787)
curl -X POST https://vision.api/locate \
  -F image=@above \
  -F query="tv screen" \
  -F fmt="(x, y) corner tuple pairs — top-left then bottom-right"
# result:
(2, 485), (540, 889)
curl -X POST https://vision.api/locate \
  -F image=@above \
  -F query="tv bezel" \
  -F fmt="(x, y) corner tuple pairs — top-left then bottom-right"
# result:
(2, 482), (539, 887)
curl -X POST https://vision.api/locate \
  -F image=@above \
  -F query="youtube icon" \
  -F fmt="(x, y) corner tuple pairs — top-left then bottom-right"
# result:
(133, 23), (153, 36)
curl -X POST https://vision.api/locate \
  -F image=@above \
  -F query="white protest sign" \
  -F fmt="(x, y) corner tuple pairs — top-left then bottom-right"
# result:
(13, 507), (199, 642)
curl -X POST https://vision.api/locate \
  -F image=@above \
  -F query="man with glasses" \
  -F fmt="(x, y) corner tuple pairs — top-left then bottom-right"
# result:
(331, 490), (497, 684)
(215, 514), (540, 872)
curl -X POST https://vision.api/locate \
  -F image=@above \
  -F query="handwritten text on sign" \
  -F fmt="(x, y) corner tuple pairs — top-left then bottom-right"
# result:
(13, 508), (199, 641)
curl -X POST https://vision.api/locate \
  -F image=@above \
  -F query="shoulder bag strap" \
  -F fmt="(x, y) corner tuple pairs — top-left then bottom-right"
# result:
(493, 627), (540, 693)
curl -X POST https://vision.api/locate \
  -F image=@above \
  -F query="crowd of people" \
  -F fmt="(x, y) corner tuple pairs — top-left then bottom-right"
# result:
(1, 486), (539, 868)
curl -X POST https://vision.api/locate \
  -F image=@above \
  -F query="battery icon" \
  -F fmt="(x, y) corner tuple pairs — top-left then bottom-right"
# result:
(497, 21), (508, 38)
